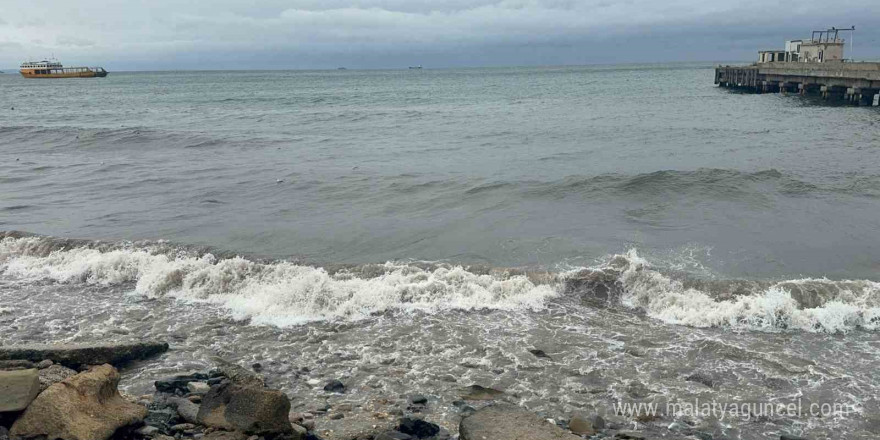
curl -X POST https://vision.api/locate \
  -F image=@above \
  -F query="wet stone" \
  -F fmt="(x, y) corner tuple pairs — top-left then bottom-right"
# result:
(323, 379), (345, 393)
(398, 417), (440, 438)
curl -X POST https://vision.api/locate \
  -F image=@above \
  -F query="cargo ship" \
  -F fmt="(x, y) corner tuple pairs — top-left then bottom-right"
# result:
(20, 60), (107, 78)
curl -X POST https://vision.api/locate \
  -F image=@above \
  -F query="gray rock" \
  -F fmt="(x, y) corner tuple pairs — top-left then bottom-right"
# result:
(136, 425), (161, 437)
(0, 368), (40, 412)
(169, 396), (200, 424)
(0, 427), (9, 440)
(568, 414), (596, 436)
(460, 385), (504, 400)
(0, 342), (169, 368)
(459, 404), (581, 440)
(591, 415), (606, 430)
(38, 364), (78, 391)
(780, 435), (808, 440)
(187, 381), (211, 395)
(410, 395), (428, 405)
(210, 357), (264, 388)
(36, 359), (54, 369)
(197, 382), (295, 436)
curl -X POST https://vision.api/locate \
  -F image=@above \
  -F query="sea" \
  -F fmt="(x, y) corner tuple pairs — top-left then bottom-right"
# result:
(2, 64), (880, 439)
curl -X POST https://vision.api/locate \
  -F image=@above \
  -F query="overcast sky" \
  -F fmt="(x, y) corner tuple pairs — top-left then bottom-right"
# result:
(1, 0), (878, 70)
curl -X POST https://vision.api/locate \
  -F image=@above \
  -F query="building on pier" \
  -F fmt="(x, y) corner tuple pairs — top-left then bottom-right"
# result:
(715, 27), (877, 106)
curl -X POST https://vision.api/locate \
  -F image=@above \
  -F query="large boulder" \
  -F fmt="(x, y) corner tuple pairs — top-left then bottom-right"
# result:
(196, 382), (295, 436)
(0, 369), (40, 412)
(10, 364), (148, 440)
(0, 342), (168, 368)
(459, 404), (581, 440)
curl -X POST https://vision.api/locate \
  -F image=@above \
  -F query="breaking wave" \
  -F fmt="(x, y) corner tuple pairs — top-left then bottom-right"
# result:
(2, 233), (879, 333)
(566, 250), (880, 333)
(0, 233), (557, 326)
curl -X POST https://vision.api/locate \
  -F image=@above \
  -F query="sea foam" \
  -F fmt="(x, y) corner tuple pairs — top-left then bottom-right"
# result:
(0, 236), (558, 326)
(590, 250), (880, 333)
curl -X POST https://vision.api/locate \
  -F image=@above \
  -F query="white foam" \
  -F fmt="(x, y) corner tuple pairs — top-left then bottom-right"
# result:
(0, 236), (558, 326)
(606, 249), (880, 333)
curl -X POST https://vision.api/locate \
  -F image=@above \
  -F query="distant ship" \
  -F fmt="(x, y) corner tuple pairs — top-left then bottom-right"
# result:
(20, 60), (107, 78)
(408, 65), (423, 70)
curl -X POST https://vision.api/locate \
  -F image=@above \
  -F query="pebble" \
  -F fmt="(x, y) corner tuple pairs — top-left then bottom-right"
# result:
(187, 395), (202, 403)
(171, 423), (196, 432)
(569, 415), (596, 436)
(410, 394), (428, 405)
(323, 379), (345, 393)
(187, 382), (211, 395)
(330, 413), (345, 420)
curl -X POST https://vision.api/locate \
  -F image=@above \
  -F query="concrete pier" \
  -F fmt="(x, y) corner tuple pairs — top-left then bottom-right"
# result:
(715, 62), (880, 106)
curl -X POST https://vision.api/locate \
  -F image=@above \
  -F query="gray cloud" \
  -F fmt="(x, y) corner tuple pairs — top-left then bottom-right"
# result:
(0, 0), (877, 70)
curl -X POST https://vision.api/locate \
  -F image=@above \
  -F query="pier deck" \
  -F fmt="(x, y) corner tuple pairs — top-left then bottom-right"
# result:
(715, 62), (880, 105)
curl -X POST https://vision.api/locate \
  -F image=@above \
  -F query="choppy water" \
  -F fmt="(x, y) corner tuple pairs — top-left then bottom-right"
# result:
(2, 65), (880, 439)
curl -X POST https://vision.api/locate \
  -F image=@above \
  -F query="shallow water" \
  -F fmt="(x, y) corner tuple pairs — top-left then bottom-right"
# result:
(2, 65), (880, 439)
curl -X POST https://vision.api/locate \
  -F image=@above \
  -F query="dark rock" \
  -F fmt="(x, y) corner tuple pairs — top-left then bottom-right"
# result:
(0, 368), (40, 412)
(0, 342), (169, 368)
(460, 385), (504, 400)
(398, 417), (440, 438)
(35, 359), (53, 369)
(251, 363), (262, 372)
(694, 432), (713, 440)
(330, 413), (344, 420)
(144, 407), (182, 434)
(375, 432), (413, 440)
(410, 395), (428, 405)
(780, 435), (808, 440)
(207, 377), (226, 386)
(459, 404), (580, 440)
(685, 372), (716, 388)
(323, 379), (345, 393)
(591, 415), (606, 430)
(616, 432), (646, 439)
(528, 349), (552, 359)
(0, 360), (35, 370)
(155, 372), (210, 395)
(197, 382), (294, 436)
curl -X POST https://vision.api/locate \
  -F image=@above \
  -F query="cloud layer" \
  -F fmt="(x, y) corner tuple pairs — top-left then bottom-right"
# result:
(1, 0), (877, 69)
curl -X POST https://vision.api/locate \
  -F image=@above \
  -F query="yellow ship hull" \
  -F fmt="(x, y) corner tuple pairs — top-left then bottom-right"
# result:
(20, 67), (107, 78)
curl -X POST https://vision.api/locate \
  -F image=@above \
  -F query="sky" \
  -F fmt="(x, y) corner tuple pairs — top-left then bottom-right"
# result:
(1, 0), (878, 70)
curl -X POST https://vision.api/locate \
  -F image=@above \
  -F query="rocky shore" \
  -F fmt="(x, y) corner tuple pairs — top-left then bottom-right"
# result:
(0, 342), (811, 440)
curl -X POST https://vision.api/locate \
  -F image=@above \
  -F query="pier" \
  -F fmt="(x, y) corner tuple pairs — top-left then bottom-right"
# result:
(714, 27), (880, 106)
(715, 62), (880, 106)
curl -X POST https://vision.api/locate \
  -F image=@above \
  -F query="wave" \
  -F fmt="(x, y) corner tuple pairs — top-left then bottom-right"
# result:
(0, 125), (281, 152)
(0, 233), (557, 327)
(565, 250), (880, 333)
(2, 233), (879, 333)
